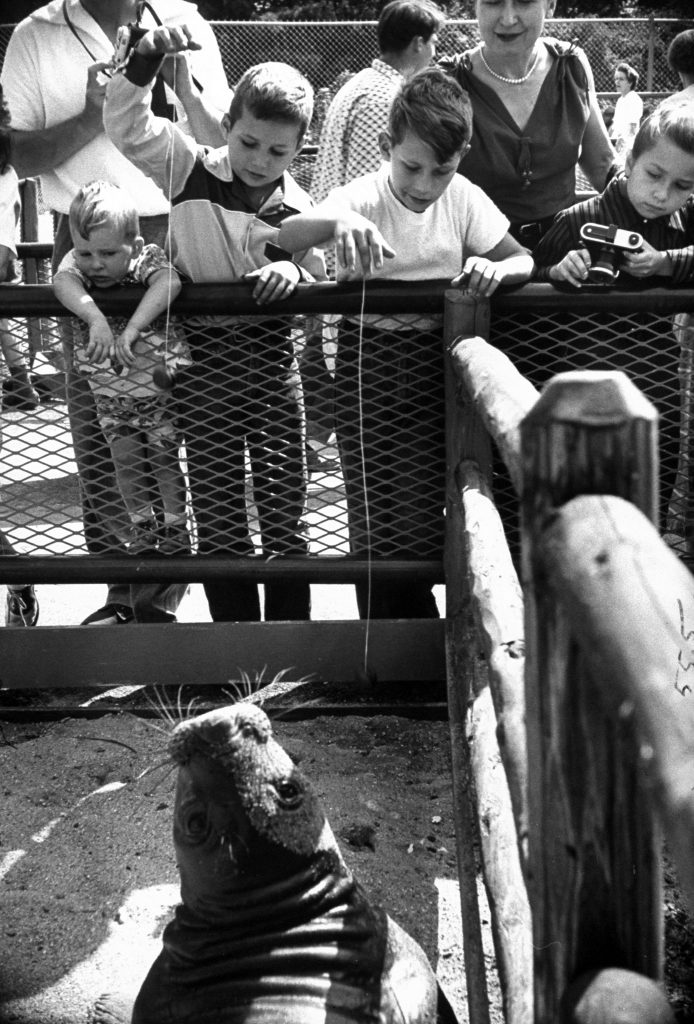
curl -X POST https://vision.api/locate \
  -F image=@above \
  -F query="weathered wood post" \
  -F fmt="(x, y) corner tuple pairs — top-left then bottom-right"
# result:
(521, 371), (661, 1022)
(443, 290), (493, 1024)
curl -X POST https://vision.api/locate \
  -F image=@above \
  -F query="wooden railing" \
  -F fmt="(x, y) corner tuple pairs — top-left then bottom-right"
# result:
(443, 291), (694, 1023)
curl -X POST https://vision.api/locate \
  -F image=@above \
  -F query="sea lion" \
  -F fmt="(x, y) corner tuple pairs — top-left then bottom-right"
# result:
(92, 703), (458, 1024)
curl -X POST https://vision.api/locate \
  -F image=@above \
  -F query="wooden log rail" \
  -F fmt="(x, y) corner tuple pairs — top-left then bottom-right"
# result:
(444, 295), (539, 1024)
(443, 288), (694, 1024)
(538, 493), (694, 921)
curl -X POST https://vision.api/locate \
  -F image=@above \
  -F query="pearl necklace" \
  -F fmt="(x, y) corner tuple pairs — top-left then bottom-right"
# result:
(479, 45), (540, 85)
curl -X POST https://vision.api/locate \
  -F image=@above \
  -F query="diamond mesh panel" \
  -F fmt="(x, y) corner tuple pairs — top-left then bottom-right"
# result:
(489, 306), (690, 561)
(0, 308), (446, 572)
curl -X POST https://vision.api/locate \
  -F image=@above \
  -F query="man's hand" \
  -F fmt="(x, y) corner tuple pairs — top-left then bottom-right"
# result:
(245, 261), (302, 305)
(85, 61), (109, 125)
(135, 24), (203, 58)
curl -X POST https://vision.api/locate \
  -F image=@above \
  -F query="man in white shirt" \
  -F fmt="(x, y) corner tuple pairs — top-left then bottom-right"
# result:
(1, 0), (231, 626)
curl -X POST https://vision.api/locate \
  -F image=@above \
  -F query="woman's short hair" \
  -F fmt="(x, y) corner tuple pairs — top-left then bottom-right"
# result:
(616, 62), (639, 89)
(378, 0), (444, 54)
(389, 66), (472, 163)
(668, 29), (694, 78)
(227, 62), (314, 143)
(68, 180), (140, 242)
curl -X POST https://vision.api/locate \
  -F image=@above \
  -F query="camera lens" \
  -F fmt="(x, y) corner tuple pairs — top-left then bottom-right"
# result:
(587, 245), (620, 283)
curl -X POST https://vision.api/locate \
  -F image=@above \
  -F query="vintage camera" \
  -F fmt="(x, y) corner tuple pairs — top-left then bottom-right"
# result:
(579, 222), (643, 284)
(111, 23), (148, 71)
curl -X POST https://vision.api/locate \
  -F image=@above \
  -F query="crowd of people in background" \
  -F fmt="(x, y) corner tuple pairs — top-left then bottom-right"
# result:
(1, 0), (694, 628)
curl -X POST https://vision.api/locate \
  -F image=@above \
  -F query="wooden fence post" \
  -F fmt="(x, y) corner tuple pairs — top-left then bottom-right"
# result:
(520, 371), (661, 1023)
(443, 291), (493, 1024)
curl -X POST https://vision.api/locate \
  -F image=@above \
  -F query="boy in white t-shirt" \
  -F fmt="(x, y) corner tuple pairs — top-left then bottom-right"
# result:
(279, 66), (533, 618)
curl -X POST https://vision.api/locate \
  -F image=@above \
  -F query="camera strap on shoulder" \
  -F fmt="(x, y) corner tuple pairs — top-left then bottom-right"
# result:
(62, 0), (112, 76)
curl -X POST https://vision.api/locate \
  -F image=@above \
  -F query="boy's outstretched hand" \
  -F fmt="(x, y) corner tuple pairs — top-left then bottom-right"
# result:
(245, 261), (302, 305)
(453, 256), (506, 297)
(135, 24), (203, 58)
(334, 213), (396, 276)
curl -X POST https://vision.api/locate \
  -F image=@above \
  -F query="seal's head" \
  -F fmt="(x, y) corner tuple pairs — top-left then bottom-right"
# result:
(168, 704), (343, 917)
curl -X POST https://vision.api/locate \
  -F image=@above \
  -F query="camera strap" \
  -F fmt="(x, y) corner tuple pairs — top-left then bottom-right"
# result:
(62, 0), (112, 76)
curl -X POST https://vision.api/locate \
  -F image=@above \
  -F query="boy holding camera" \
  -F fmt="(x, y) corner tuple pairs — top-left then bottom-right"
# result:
(533, 98), (694, 286)
(534, 98), (694, 542)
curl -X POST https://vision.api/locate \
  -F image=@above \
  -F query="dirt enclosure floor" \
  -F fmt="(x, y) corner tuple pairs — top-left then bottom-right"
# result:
(0, 689), (692, 1024)
(0, 698), (488, 1024)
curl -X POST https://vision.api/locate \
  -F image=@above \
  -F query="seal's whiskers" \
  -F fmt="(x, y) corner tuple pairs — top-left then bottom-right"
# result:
(145, 686), (179, 729)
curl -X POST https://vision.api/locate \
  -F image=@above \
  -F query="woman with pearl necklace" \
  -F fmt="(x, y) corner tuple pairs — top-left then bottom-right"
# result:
(440, 0), (616, 247)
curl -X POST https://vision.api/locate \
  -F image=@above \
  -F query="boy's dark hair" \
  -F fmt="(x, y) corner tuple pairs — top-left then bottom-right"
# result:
(0, 84), (11, 175)
(68, 180), (140, 243)
(616, 62), (639, 89)
(389, 66), (472, 163)
(632, 97), (694, 161)
(377, 0), (444, 55)
(228, 62), (314, 142)
(668, 29), (694, 78)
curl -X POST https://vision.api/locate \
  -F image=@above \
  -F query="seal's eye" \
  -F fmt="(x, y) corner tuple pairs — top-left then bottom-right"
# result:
(276, 779), (303, 808)
(186, 811), (208, 836)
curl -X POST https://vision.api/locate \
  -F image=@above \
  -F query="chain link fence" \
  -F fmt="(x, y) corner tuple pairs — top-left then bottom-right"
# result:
(0, 18), (687, 141)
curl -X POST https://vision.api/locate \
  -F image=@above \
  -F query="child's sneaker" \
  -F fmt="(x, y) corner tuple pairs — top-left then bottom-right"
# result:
(127, 519), (159, 556)
(5, 586), (39, 627)
(158, 522), (191, 556)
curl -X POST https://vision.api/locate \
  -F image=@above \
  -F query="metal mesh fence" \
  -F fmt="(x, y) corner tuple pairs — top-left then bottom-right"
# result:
(489, 292), (694, 564)
(2, 276), (694, 602)
(0, 283), (447, 622)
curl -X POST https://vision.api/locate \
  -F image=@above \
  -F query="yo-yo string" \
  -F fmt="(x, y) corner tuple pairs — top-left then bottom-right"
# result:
(161, 52), (177, 367)
(356, 273), (372, 676)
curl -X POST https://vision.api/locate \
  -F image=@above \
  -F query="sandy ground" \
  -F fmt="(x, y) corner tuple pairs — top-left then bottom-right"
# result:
(0, 708), (503, 1024)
